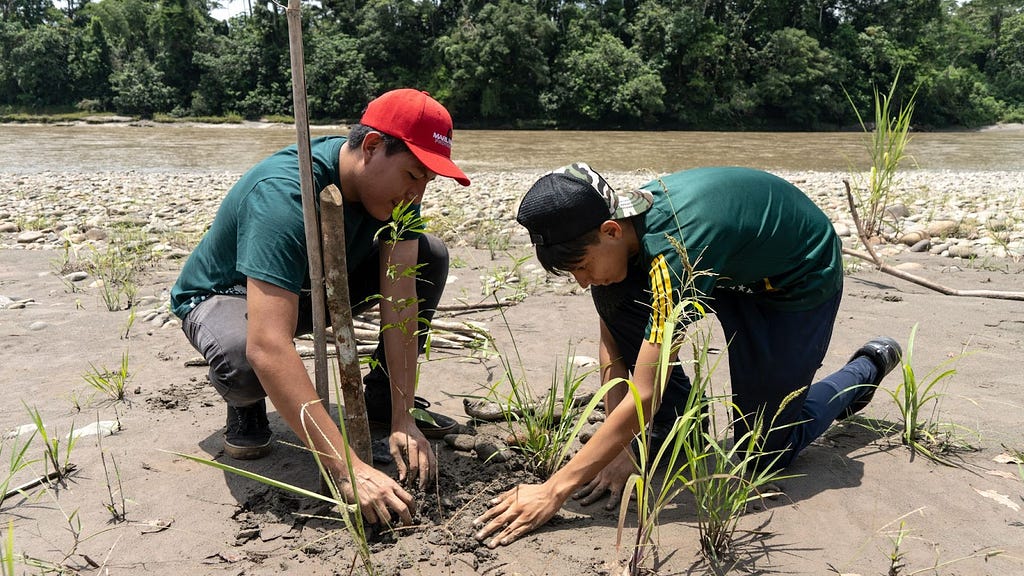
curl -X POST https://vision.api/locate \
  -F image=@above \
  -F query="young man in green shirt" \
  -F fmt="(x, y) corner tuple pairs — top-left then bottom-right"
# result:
(474, 162), (902, 547)
(171, 89), (469, 526)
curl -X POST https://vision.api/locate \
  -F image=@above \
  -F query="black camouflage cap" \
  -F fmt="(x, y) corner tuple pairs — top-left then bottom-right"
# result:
(516, 162), (653, 246)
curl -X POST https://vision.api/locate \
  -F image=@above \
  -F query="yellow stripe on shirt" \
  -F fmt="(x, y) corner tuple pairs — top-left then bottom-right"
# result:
(647, 255), (675, 345)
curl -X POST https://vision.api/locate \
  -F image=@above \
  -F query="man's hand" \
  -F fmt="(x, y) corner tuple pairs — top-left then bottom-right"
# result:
(389, 419), (437, 490)
(337, 459), (416, 526)
(472, 483), (565, 548)
(571, 448), (635, 509)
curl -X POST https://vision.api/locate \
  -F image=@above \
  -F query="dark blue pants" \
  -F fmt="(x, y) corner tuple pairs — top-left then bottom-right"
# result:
(591, 262), (878, 470)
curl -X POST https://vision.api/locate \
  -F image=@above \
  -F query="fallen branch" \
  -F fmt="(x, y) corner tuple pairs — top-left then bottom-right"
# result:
(3, 464), (77, 501)
(843, 180), (1024, 301)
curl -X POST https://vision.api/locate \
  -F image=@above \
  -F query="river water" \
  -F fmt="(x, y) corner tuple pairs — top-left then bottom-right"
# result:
(2, 122), (1023, 174)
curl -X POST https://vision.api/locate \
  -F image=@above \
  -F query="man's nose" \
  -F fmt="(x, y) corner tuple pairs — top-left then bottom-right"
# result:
(406, 182), (426, 203)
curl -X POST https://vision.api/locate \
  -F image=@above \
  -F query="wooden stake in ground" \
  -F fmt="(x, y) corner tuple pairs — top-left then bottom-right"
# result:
(843, 180), (1024, 301)
(286, 0), (362, 492)
(320, 184), (372, 463)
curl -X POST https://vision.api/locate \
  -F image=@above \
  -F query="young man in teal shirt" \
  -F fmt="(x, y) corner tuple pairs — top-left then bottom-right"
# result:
(171, 89), (469, 526)
(474, 162), (902, 547)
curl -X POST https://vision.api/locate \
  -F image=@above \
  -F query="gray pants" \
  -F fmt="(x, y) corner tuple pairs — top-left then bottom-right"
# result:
(180, 234), (449, 407)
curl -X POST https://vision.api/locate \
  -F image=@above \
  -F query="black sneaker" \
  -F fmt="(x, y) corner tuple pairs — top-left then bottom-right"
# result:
(224, 399), (273, 459)
(836, 337), (903, 421)
(364, 386), (457, 439)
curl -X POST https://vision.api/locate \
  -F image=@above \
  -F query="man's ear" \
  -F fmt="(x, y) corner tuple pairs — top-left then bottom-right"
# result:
(600, 220), (623, 239)
(361, 131), (383, 160)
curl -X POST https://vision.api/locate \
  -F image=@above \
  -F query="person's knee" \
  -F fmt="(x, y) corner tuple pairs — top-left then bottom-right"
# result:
(419, 234), (449, 280)
(417, 234), (449, 306)
(207, 339), (266, 406)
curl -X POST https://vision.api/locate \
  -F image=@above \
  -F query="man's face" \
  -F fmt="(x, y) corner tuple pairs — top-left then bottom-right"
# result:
(358, 134), (437, 221)
(567, 225), (630, 289)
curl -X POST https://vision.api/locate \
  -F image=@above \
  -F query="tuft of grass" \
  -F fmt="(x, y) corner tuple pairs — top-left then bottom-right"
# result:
(97, 424), (127, 523)
(0, 434), (37, 510)
(883, 324), (974, 465)
(491, 346), (598, 478)
(24, 404), (77, 486)
(480, 253), (535, 303)
(846, 68), (916, 241)
(82, 241), (144, 311)
(1, 521), (15, 576)
(617, 298), (793, 572)
(82, 351), (132, 405)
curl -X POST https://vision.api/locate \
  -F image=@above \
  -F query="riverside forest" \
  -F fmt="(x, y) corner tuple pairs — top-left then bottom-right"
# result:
(1, 0), (1022, 129)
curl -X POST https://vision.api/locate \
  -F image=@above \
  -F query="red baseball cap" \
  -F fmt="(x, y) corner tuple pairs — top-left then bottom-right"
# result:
(360, 89), (470, 186)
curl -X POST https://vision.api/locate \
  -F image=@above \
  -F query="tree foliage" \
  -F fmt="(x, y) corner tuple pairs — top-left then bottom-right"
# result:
(2, 0), (1022, 128)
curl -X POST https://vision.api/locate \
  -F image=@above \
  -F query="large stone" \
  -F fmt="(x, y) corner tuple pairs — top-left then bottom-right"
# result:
(926, 220), (959, 238)
(947, 244), (976, 258)
(897, 230), (929, 246)
(84, 227), (108, 241)
(16, 230), (44, 243)
(0, 222), (18, 233)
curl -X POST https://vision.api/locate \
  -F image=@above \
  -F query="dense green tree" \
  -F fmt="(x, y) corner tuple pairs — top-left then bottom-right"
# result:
(629, 1), (751, 126)
(1, 0), (56, 26)
(150, 0), (209, 112)
(82, 0), (156, 57)
(8, 23), (70, 106)
(750, 27), (841, 127)
(68, 16), (113, 105)
(0, 0), (1021, 127)
(192, 7), (289, 118)
(433, 0), (556, 121)
(110, 48), (173, 116)
(543, 19), (664, 124)
(989, 13), (1024, 105)
(354, 0), (434, 90)
(304, 21), (377, 118)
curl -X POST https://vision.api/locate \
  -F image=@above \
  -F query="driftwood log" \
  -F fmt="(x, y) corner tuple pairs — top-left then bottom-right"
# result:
(842, 180), (1024, 302)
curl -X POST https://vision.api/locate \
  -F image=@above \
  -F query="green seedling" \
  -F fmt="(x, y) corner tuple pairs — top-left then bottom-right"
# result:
(24, 404), (76, 485)
(82, 351), (132, 405)
(82, 231), (149, 311)
(0, 434), (37, 509)
(885, 324), (972, 466)
(480, 253), (534, 303)
(493, 347), (596, 478)
(619, 299), (793, 572)
(97, 427), (127, 523)
(1, 521), (15, 576)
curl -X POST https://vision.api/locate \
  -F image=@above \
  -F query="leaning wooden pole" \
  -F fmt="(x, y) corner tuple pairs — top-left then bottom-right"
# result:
(319, 185), (372, 464)
(285, 0), (330, 488)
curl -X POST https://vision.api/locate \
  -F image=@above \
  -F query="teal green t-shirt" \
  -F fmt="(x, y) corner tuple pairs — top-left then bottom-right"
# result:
(639, 167), (842, 344)
(170, 136), (419, 319)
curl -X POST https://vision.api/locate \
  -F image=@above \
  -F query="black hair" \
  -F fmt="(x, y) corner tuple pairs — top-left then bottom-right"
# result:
(534, 228), (601, 275)
(346, 123), (411, 156)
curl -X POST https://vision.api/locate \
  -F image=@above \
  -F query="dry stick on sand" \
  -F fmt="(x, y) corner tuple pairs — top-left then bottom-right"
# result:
(842, 180), (1024, 301)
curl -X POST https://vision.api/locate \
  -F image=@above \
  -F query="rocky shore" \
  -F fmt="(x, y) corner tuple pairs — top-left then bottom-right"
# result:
(1, 169), (1022, 261)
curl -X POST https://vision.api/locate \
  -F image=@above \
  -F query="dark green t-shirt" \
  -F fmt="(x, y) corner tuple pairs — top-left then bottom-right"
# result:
(170, 136), (419, 319)
(638, 167), (842, 344)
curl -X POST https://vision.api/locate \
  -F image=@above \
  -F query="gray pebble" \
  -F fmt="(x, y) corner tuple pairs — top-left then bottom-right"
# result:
(909, 238), (931, 252)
